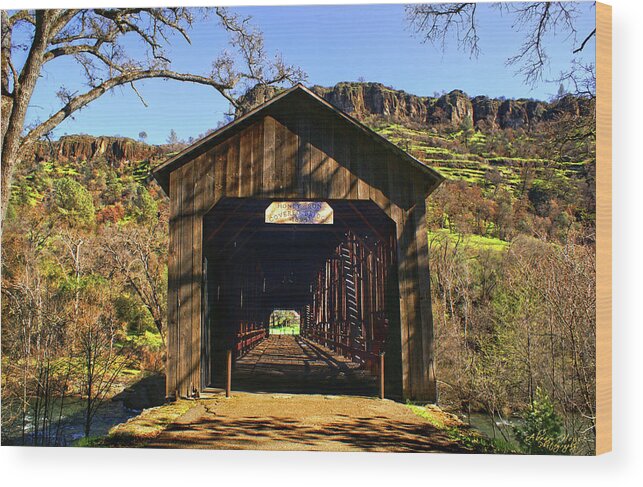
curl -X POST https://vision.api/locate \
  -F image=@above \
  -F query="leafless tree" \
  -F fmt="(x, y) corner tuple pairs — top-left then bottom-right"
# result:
(102, 221), (168, 342)
(1, 8), (306, 227)
(407, 3), (481, 57)
(75, 301), (130, 438)
(1, 213), (73, 445)
(406, 2), (596, 87)
(510, 239), (596, 444)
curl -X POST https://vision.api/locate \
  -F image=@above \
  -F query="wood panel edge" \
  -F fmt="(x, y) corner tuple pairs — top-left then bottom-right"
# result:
(595, 1), (612, 456)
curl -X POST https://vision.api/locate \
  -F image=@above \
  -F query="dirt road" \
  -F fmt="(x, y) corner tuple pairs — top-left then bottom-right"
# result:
(110, 336), (474, 452)
(144, 392), (470, 452)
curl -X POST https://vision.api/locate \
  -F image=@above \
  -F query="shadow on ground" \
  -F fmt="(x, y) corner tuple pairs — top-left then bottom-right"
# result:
(212, 336), (378, 396)
(143, 395), (471, 453)
(151, 414), (463, 452)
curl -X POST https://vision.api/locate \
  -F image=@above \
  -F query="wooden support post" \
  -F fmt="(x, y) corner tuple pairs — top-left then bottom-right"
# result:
(226, 349), (232, 398)
(379, 352), (385, 400)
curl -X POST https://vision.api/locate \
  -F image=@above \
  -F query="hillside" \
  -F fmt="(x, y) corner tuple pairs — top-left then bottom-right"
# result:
(16, 81), (594, 245)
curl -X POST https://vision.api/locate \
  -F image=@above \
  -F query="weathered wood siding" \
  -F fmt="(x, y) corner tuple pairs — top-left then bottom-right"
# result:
(166, 110), (436, 401)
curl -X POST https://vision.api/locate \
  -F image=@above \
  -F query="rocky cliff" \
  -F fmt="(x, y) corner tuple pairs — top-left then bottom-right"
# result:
(30, 135), (162, 165)
(239, 82), (588, 130)
(30, 83), (588, 165)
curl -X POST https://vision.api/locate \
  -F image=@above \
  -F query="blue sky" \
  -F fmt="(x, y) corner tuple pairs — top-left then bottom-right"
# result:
(21, 3), (596, 145)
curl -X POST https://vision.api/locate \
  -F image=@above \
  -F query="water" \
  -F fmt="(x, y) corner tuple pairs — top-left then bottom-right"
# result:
(462, 411), (595, 454)
(2, 396), (141, 446)
(462, 411), (521, 446)
(3, 372), (167, 446)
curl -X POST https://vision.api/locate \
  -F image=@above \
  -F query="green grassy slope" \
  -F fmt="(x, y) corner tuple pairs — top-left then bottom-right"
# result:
(370, 120), (590, 195)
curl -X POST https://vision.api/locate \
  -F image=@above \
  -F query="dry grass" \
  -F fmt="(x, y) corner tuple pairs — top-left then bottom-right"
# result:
(104, 400), (194, 447)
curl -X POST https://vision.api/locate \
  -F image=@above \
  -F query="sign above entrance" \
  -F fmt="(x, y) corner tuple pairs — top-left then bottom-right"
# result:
(265, 201), (334, 225)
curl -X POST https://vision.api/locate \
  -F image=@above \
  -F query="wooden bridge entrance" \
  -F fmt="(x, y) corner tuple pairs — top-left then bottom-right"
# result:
(202, 197), (398, 396)
(152, 84), (444, 401)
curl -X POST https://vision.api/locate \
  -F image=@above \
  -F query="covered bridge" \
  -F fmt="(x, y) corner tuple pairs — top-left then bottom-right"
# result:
(152, 84), (444, 402)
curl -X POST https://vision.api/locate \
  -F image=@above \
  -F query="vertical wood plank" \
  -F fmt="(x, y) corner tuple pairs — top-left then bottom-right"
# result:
(355, 138), (371, 200)
(393, 208), (411, 398)
(296, 115), (309, 197)
(263, 116), (276, 197)
(374, 147), (393, 218)
(345, 129), (359, 199)
(214, 146), (227, 203)
(166, 170), (180, 397)
(185, 162), (196, 397)
(274, 119), (286, 198)
(411, 192), (437, 401)
(284, 122), (298, 198)
(387, 149), (416, 398)
(309, 115), (325, 199)
(250, 122), (263, 197)
(226, 135), (240, 197)
(303, 118), (314, 199)
(177, 164), (190, 397)
(239, 127), (252, 198)
(175, 164), (184, 397)
(330, 123), (347, 199)
(203, 149), (216, 212)
(387, 153), (410, 210)
(326, 121), (344, 199)
(191, 155), (206, 393)
(402, 204), (424, 401)
(322, 121), (334, 198)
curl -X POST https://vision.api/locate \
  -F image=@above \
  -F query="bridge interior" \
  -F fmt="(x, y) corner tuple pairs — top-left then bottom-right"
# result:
(202, 198), (403, 397)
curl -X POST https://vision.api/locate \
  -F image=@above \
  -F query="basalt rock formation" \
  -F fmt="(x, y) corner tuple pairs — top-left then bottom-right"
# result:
(31, 83), (587, 166)
(313, 83), (431, 123)
(30, 135), (161, 165)
(239, 82), (587, 131)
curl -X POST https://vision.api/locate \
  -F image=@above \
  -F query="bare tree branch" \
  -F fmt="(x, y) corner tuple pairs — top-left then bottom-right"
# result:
(554, 61), (596, 99)
(406, 3), (480, 57)
(503, 2), (582, 86)
(573, 28), (596, 54)
(407, 2), (593, 86)
(20, 68), (233, 149)
(1, 7), (306, 227)
(129, 82), (149, 107)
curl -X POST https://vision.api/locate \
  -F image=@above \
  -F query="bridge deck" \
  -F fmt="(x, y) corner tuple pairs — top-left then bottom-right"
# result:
(223, 335), (377, 396)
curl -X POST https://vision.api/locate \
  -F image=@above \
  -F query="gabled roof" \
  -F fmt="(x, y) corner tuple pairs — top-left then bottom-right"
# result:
(152, 84), (444, 195)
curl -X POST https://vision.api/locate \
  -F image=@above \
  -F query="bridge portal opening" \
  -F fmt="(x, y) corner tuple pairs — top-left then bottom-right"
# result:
(269, 310), (301, 335)
(202, 198), (403, 397)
